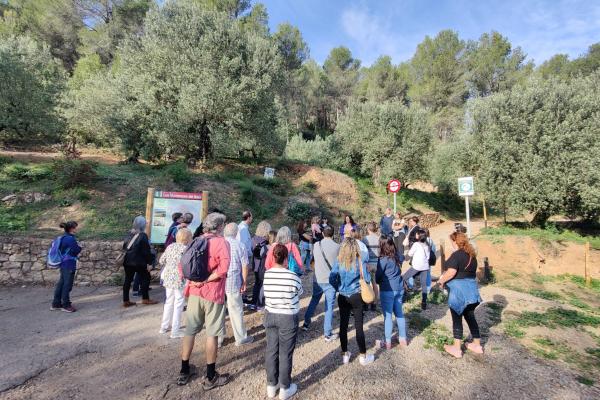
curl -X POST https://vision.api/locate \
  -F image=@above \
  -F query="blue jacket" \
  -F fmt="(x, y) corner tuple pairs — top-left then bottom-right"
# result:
(59, 234), (82, 270)
(339, 223), (357, 240)
(446, 278), (482, 314)
(329, 259), (371, 297)
(375, 256), (403, 292)
(380, 215), (394, 236)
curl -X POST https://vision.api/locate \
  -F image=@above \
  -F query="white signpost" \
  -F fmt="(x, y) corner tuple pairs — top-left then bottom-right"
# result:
(458, 176), (474, 238)
(264, 167), (275, 179)
(387, 179), (401, 214)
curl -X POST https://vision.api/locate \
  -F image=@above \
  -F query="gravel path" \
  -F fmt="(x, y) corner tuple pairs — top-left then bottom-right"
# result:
(1, 283), (598, 400)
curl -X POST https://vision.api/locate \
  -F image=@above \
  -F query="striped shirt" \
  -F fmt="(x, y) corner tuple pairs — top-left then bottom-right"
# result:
(263, 267), (303, 315)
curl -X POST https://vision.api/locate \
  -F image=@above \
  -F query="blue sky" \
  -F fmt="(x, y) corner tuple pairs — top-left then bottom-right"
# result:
(260, 0), (600, 67)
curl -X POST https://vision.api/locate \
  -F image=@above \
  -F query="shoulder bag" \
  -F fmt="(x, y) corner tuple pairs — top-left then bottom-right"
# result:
(115, 233), (139, 267)
(358, 255), (375, 304)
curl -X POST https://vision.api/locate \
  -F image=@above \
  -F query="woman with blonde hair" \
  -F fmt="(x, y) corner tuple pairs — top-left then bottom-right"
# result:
(249, 221), (272, 310)
(437, 231), (483, 358)
(329, 238), (374, 366)
(159, 227), (192, 338)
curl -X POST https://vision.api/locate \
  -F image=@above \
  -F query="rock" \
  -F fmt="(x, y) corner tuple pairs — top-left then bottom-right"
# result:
(31, 262), (45, 271)
(9, 254), (30, 262)
(0, 253), (9, 262)
(1, 194), (17, 203)
(21, 262), (32, 272)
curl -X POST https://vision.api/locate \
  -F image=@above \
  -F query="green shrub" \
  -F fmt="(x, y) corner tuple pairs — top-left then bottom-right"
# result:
(251, 176), (287, 195)
(422, 323), (454, 351)
(286, 202), (312, 222)
(165, 161), (193, 191)
(284, 134), (332, 166)
(52, 159), (98, 189)
(3, 163), (52, 182)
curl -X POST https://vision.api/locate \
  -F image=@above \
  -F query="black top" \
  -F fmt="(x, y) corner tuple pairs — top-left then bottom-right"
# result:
(407, 225), (420, 248)
(298, 228), (311, 243)
(123, 232), (154, 267)
(392, 231), (406, 257)
(445, 249), (477, 279)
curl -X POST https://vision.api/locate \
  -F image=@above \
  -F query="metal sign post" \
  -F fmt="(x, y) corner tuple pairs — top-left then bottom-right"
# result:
(387, 179), (401, 214)
(458, 177), (474, 238)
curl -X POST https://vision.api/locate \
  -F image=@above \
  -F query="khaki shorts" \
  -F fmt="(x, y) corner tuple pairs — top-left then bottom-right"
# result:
(184, 296), (225, 337)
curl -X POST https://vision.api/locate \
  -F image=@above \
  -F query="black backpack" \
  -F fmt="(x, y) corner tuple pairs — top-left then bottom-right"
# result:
(252, 241), (265, 260)
(427, 240), (437, 266)
(180, 237), (211, 282)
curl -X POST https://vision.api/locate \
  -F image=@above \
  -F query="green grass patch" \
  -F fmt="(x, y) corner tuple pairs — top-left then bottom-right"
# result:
(504, 320), (525, 338)
(480, 225), (600, 250)
(427, 289), (448, 305)
(528, 289), (562, 301)
(422, 323), (454, 351)
(514, 307), (600, 329)
(576, 376), (594, 386)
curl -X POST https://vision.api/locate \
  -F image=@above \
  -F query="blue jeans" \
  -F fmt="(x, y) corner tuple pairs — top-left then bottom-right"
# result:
(303, 280), (336, 337)
(52, 268), (75, 308)
(380, 290), (407, 343)
(299, 242), (311, 271)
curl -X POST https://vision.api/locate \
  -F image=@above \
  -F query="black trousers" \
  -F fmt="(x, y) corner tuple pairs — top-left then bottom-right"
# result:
(338, 292), (366, 354)
(450, 303), (480, 340)
(123, 265), (150, 302)
(252, 270), (264, 306)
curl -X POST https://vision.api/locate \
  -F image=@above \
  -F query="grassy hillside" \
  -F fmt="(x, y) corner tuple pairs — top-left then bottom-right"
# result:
(0, 151), (467, 240)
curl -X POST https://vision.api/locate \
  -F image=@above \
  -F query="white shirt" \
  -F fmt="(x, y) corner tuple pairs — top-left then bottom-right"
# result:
(236, 221), (253, 261)
(263, 268), (303, 315)
(408, 242), (430, 271)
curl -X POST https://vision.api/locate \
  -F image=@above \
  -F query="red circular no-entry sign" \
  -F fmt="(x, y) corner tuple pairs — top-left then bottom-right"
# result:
(387, 179), (401, 193)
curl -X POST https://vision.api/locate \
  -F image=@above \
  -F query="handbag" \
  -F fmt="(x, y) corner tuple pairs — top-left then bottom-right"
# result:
(115, 233), (139, 267)
(358, 256), (375, 304)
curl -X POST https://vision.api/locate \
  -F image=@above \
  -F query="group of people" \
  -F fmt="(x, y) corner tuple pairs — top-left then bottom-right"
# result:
(48, 206), (483, 399)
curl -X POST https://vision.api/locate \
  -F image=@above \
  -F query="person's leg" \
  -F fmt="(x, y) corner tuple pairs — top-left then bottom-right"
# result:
(251, 270), (262, 306)
(303, 279), (323, 328)
(161, 288), (175, 331)
(52, 268), (65, 308)
(60, 269), (75, 308)
(322, 284), (336, 337)
(349, 293), (367, 355)
(419, 270), (428, 309)
(426, 268), (432, 294)
(380, 291), (393, 345)
(338, 295), (351, 353)
(444, 307), (464, 358)
(264, 311), (279, 387)
(369, 266), (379, 310)
(140, 268), (151, 300)
(180, 296), (204, 381)
(393, 290), (407, 344)
(172, 288), (185, 332)
(203, 299), (227, 383)
(227, 292), (248, 343)
(122, 267), (135, 302)
(278, 313), (299, 390)
(463, 303), (483, 353)
(132, 272), (140, 293)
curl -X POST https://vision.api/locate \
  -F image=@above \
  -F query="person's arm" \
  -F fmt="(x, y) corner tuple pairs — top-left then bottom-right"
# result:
(437, 253), (458, 287)
(408, 243), (417, 257)
(264, 247), (274, 270)
(159, 247), (169, 266)
(240, 244), (249, 293)
(190, 239), (231, 287)
(140, 235), (153, 265)
(375, 259), (383, 284)
(362, 262), (371, 284)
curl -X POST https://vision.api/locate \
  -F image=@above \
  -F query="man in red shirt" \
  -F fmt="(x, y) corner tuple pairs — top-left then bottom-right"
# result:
(177, 212), (231, 391)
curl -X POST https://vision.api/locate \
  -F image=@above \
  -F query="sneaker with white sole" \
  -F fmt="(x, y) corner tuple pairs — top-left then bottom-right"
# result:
(170, 330), (185, 339)
(266, 384), (279, 398)
(359, 354), (375, 366)
(279, 383), (297, 400)
(236, 336), (254, 346)
(342, 351), (351, 365)
(324, 334), (338, 342)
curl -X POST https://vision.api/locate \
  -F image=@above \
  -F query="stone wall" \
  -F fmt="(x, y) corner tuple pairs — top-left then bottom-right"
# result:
(0, 236), (126, 286)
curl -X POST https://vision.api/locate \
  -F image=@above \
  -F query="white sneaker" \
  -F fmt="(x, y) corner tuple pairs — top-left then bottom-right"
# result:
(170, 330), (185, 339)
(359, 354), (375, 366)
(279, 383), (298, 400)
(158, 328), (168, 334)
(236, 336), (254, 346)
(266, 384), (279, 398)
(324, 333), (338, 342)
(342, 351), (351, 365)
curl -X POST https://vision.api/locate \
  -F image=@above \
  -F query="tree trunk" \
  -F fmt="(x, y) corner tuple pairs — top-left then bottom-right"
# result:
(194, 119), (212, 163)
(532, 210), (550, 227)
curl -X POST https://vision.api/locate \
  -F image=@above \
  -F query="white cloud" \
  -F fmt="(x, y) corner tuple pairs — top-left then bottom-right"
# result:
(340, 5), (413, 65)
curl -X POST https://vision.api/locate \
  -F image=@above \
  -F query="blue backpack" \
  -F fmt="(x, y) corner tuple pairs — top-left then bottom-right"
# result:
(47, 236), (69, 268)
(288, 252), (303, 276)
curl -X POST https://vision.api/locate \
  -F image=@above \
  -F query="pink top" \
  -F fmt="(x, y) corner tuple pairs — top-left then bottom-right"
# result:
(311, 223), (321, 236)
(265, 242), (303, 271)
(181, 234), (230, 304)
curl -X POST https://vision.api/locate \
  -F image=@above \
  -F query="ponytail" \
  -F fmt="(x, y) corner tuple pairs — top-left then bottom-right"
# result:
(60, 221), (78, 233)
(449, 232), (476, 258)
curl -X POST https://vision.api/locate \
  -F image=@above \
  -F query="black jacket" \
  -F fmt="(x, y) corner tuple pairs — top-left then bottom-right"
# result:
(123, 232), (154, 267)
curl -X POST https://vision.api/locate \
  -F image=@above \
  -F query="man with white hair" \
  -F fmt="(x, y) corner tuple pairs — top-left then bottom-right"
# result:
(178, 212), (231, 391)
(219, 222), (253, 347)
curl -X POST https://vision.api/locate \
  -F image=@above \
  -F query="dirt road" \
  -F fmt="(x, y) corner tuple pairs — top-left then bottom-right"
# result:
(1, 283), (597, 400)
